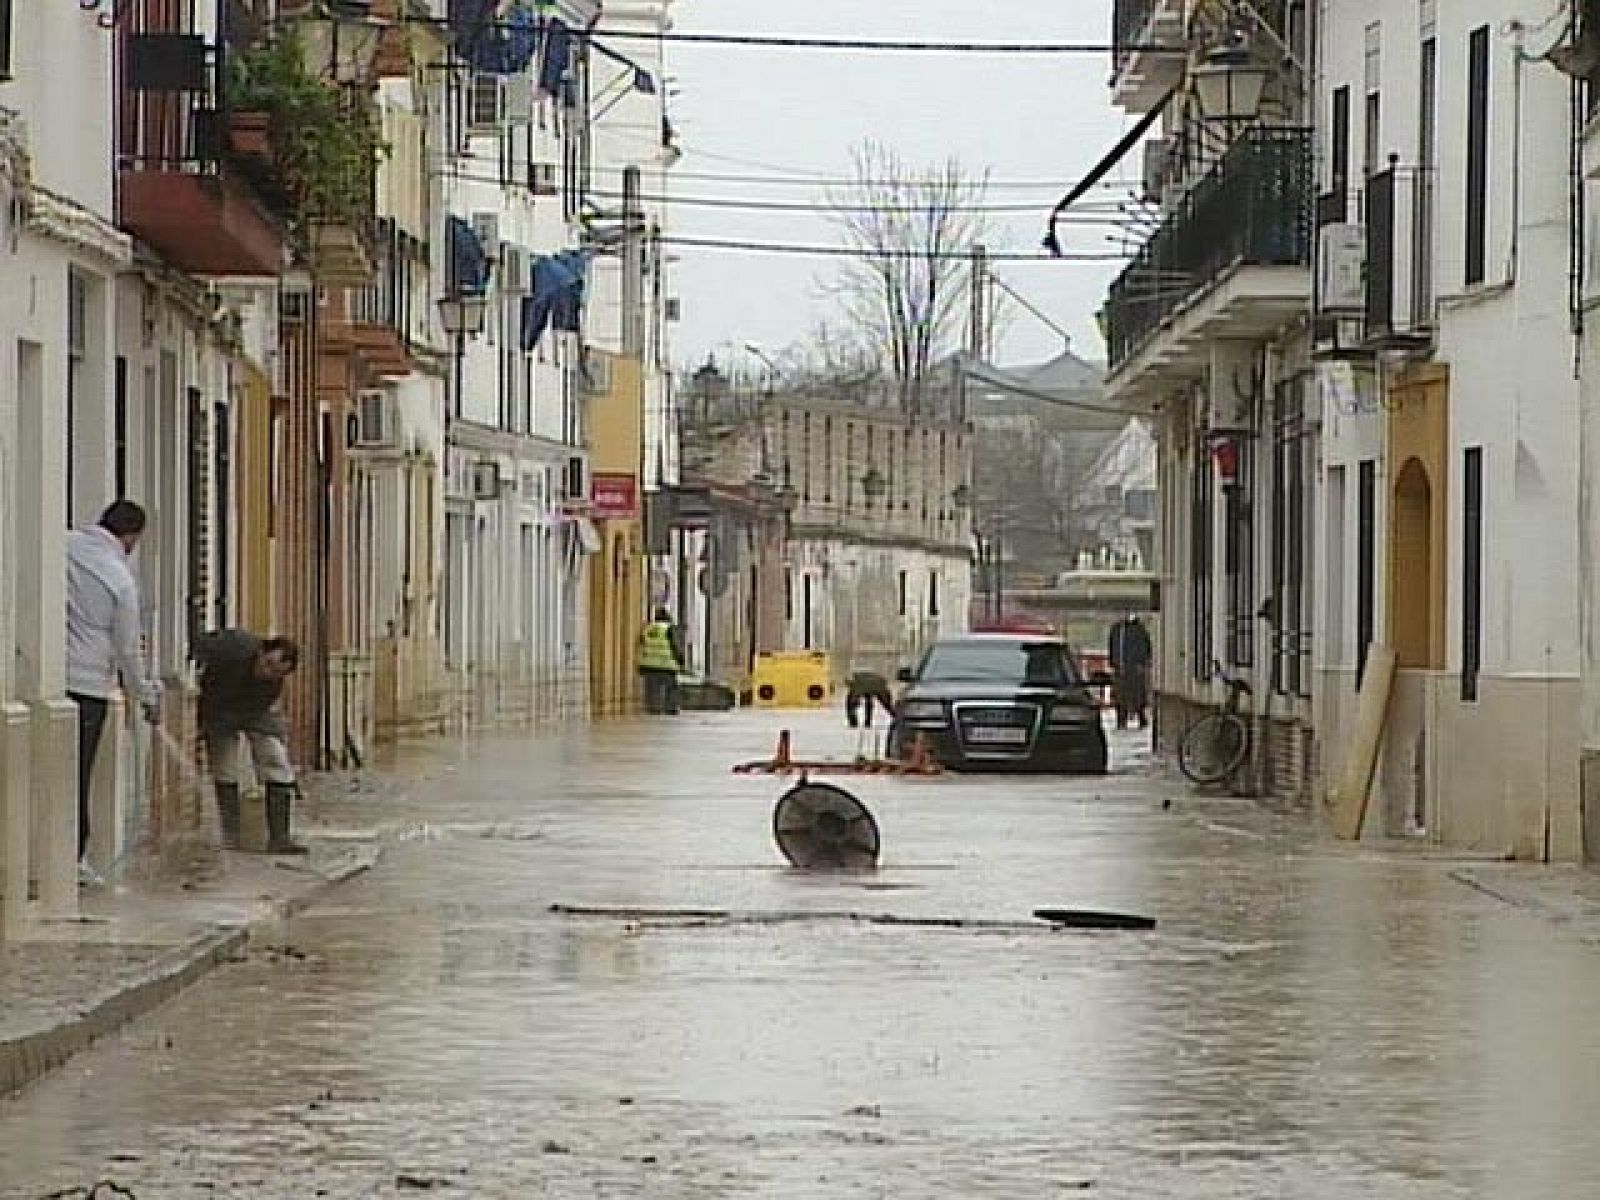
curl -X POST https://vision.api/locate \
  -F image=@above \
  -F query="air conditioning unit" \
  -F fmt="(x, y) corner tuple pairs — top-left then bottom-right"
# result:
(530, 162), (560, 196)
(472, 460), (504, 501)
(502, 75), (534, 123)
(1317, 223), (1367, 316)
(352, 389), (397, 449)
(471, 211), (501, 257)
(581, 351), (613, 395)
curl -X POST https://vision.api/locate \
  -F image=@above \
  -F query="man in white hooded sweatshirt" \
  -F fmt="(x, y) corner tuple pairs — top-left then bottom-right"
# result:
(66, 500), (161, 885)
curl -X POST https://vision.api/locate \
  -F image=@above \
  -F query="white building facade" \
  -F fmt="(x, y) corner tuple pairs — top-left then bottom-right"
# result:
(0, 4), (134, 927)
(1315, 0), (1582, 857)
(1103, 0), (1319, 798)
(439, 0), (599, 725)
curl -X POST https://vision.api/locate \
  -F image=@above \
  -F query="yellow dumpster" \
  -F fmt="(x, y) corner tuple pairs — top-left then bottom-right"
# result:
(751, 651), (833, 709)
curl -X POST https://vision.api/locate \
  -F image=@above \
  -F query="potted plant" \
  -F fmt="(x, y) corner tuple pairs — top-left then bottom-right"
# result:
(228, 110), (273, 161)
(228, 28), (385, 281)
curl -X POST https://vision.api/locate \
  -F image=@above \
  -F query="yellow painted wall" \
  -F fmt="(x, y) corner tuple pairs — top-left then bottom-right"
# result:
(587, 353), (646, 717)
(236, 365), (275, 631)
(1386, 364), (1450, 670)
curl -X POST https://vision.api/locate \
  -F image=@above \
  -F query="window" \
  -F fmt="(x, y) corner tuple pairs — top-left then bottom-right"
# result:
(1190, 444), (1215, 683)
(919, 639), (1081, 686)
(823, 416), (833, 502)
(0, 0), (12, 80)
(1462, 447), (1484, 702)
(1270, 382), (1312, 696)
(470, 73), (502, 128)
(213, 401), (230, 630)
(785, 568), (793, 622)
(802, 412), (812, 502)
(1330, 85), (1352, 198)
(114, 356), (129, 498)
(1465, 25), (1491, 286)
(1224, 439), (1256, 669)
(802, 574), (814, 648)
(66, 272), (87, 516)
(186, 389), (208, 647)
(1414, 33), (1438, 326)
(1357, 459), (1378, 684)
(928, 570), (941, 618)
(1363, 23), (1382, 180)
(898, 569), (909, 617)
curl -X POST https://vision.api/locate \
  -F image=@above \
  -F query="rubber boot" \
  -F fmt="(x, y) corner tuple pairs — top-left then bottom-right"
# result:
(265, 783), (309, 855)
(215, 782), (242, 850)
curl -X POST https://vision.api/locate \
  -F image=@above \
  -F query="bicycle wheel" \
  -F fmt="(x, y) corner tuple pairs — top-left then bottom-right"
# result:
(1177, 712), (1250, 785)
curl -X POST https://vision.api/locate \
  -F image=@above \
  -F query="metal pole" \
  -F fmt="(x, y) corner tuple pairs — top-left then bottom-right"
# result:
(622, 166), (643, 356)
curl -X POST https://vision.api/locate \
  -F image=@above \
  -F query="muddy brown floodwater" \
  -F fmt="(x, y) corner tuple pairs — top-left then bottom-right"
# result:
(4, 712), (1600, 1198)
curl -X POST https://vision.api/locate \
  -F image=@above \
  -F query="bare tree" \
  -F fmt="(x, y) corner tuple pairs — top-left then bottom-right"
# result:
(825, 142), (998, 410)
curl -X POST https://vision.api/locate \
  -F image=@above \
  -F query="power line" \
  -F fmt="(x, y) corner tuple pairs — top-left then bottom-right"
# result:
(594, 29), (1171, 54)
(411, 14), (1179, 55)
(658, 235), (1127, 262)
(586, 190), (1133, 218)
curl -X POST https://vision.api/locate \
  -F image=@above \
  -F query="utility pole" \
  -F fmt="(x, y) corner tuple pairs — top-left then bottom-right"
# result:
(621, 165), (644, 356)
(967, 243), (989, 362)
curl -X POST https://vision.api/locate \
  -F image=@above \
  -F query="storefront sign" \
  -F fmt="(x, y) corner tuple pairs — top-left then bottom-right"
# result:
(590, 472), (639, 520)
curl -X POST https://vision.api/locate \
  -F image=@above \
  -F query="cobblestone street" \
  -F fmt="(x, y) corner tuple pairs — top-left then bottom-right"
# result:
(5, 711), (1600, 1198)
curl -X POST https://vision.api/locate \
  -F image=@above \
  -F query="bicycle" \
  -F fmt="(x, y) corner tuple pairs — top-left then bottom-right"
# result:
(1177, 660), (1253, 786)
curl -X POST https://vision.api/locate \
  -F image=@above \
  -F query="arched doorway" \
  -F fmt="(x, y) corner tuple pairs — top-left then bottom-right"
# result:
(1391, 458), (1435, 668)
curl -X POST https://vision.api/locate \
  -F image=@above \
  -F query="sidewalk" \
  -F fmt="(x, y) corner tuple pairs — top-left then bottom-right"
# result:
(0, 815), (379, 1097)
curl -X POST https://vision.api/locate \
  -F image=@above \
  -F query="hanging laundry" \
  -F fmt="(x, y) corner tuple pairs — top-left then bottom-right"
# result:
(537, 15), (572, 97)
(521, 251), (590, 350)
(447, 216), (491, 295)
(449, 0), (539, 76)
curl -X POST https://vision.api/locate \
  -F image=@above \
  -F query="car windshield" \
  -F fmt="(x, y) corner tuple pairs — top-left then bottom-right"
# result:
(918, 640), (1079, 686)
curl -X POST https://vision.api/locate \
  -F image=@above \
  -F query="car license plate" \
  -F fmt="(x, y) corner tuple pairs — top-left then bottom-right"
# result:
(967, 727), (1028, 746)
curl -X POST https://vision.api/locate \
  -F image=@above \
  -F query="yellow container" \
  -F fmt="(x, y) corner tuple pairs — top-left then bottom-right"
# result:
(751, 651), (834, 708)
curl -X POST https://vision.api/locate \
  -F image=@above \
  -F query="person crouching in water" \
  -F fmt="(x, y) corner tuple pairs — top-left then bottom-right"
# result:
(194, 630), (305, 853)
(845, 670), (895, 729)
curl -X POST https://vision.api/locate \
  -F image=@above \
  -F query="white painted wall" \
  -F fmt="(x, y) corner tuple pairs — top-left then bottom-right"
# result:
(1316, 0), (1582, 855)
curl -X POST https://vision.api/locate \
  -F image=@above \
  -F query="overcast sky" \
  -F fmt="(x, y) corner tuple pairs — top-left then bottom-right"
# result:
(661, 0), (1135, 374)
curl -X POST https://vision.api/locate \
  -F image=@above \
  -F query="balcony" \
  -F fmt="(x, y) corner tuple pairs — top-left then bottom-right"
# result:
(1111, 0), (1187, 113)
(1103, 127), (1313, 383)
(116, 5), (288, 276)
(324, 218), (426, 379)
(1362, 164), (1438, 348)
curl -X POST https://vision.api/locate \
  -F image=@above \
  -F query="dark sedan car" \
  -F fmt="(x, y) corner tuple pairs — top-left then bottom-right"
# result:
(887, 634), (1109, 774)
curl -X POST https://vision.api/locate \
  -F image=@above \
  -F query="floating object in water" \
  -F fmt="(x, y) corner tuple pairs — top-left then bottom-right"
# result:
(774, 782), (881, 870)
(1033, 908), (1156, 931)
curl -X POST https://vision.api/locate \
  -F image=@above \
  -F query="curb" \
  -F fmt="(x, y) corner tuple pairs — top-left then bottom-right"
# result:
(0, 844), (380, 1098)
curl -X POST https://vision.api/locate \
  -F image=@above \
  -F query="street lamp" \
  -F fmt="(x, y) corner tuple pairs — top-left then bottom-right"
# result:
(438, 291), (488, 421)
(743, 341), (780, 394)
(295, 0), (387, 87)
(1191, 35), (1272, 125)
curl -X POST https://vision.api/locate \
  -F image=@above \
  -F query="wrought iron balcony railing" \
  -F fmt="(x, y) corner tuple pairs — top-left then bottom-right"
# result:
(1103, 126), (1313, 370)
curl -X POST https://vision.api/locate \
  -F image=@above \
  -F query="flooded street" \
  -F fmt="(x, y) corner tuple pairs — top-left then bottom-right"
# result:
(5, 711), (1600, 1198)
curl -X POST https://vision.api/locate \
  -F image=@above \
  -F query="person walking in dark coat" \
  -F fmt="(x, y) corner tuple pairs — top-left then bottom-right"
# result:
(845, 670), (896, 729)
(194, 630), (303, 853)
(1108, 614), (1153, 730)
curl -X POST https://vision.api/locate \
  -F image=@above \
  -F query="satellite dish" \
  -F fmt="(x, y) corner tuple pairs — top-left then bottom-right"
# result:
(773, 782), (881, 870)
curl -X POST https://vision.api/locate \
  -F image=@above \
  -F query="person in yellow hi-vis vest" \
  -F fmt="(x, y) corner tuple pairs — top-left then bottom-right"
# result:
(637, 607), (684, 715)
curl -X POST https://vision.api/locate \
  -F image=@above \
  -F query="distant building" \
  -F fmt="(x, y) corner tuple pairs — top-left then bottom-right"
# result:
(676, 364), (973, 690)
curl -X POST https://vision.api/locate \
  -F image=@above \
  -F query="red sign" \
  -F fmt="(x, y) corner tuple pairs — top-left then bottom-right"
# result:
(590, 472), (639, 520)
